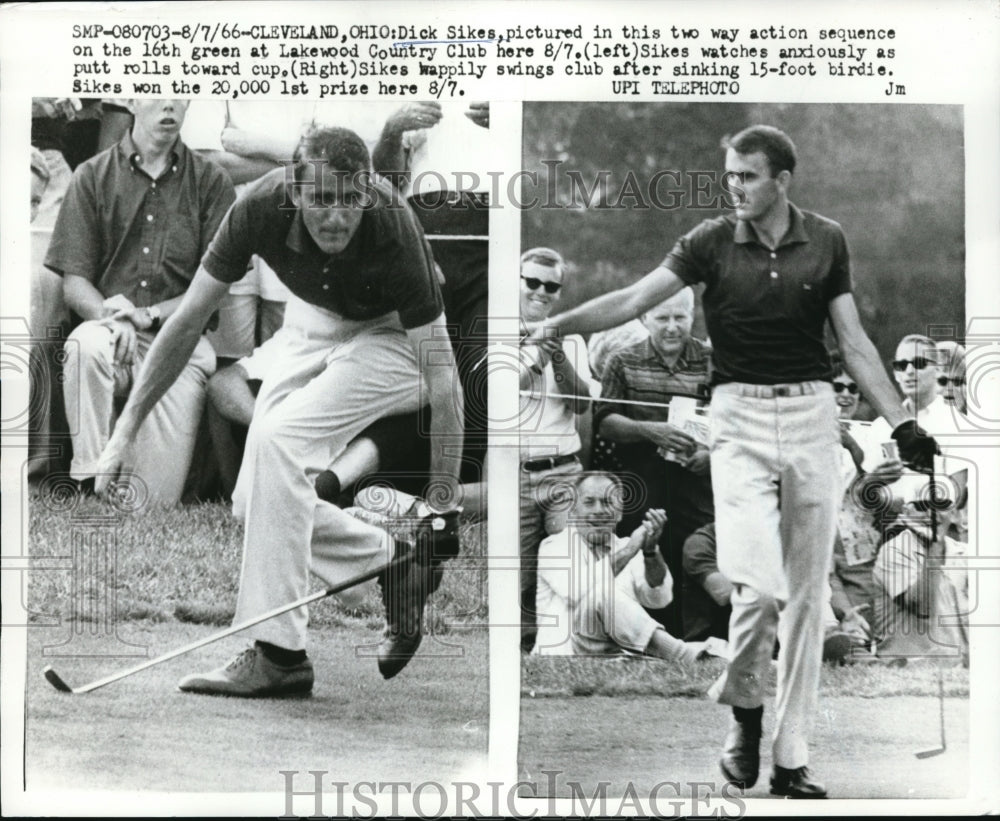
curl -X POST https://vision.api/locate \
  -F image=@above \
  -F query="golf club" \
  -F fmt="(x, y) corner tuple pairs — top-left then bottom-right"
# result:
(42, 549), (417, 695)
(911, 401), (947, 759)
(914, 663), (947, 759)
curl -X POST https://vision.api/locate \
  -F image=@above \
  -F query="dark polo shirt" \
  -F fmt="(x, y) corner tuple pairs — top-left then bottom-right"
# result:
(663, 203), (852, 385)
(596, 334), (715, 536)
(45, 132), (235, 308)
(202, 168), (444, 330)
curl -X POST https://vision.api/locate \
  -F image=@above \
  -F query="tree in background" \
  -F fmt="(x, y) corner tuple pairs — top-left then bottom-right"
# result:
(521, 102), (965, 411)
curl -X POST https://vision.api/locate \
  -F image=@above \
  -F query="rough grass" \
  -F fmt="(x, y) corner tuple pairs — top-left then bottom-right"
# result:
(27, 492), (487, 634)
(522, 649), (969, 700)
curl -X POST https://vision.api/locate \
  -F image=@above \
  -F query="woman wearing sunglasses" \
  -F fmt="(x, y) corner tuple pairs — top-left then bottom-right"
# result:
(935, 340), (968, 415)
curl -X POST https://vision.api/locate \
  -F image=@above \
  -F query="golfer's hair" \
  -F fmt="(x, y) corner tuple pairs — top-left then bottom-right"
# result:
(520, 246), (565, 275)
(292, 125), (371, 182)
(30, 146), (50, 183)
(724, 125), (797, 177)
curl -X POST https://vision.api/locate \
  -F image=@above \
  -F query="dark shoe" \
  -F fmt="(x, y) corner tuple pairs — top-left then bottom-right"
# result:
(719, 715), (762, 789)
(770, 765), (828, 799)
(376, 511), (458, 679)
(377, 626), (424, 680)
(376, 548), (438, 680)
(177, 645), (313, 697)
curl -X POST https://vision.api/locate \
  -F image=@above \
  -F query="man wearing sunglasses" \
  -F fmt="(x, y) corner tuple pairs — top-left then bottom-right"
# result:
(885, 335), (962, 454)
(519, 247), (594, 653)
(530, 125), (938, 798)
(869, 334), (968, 662)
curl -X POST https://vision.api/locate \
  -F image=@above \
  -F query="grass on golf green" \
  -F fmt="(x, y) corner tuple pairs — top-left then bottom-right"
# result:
(23, 492), (489, 793)
(25, 621), (489, 793)
(27, 493), (487, 634)
(522, 651), (969, 700)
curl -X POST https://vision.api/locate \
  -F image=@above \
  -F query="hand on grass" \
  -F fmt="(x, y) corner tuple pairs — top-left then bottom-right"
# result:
(94, 431), (131, 499)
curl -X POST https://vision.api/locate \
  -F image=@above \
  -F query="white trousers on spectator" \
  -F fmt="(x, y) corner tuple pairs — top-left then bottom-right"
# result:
(571, 576), (664, 656)
(230, 297), (424, 651)
(519, 458), (582, 650)
(63, 321), (215, 505)
(707, 382), (841, 769)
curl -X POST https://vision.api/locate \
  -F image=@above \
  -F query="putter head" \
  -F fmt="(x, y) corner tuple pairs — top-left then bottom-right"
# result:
(42, 665), (73, 693)
(914, 745), (946, 759)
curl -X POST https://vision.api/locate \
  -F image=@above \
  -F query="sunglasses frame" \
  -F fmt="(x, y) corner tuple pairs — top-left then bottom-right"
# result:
(938, 375), (966, 387)
(891, 357), (933, 372)
(521, 275), (562, 294)
(832, 382), (859, 394)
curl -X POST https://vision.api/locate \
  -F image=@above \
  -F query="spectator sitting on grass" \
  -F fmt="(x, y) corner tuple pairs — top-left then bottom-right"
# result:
(681, 523), (732, 642)
(534, 471), (713, 664)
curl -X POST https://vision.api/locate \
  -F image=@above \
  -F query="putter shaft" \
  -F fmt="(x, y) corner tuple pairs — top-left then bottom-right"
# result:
(42, 552), (413, 695)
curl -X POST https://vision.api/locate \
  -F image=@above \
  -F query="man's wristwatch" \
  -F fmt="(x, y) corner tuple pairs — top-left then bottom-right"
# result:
(145, 305), (162, 332)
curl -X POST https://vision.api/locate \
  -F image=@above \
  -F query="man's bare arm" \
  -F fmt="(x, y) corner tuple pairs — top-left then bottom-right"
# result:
(599, 414), (696, 453)
(828, 294), (909, 429)
(196, 149), (278, 186)
(220, 127), (299, 165)
(544, 265), (687, 337)
(63, 274), (109, 322)
(95, 267), (230, 494)
(407, 314), (464, 510)
(372, 103), (444, 189)
(702, 571), (734, 607)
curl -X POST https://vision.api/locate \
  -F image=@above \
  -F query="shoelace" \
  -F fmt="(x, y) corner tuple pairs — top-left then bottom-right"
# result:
(224, 647), (258, 672)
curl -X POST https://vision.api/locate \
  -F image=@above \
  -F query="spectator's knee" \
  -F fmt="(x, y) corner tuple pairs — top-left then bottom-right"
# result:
(207, 366), (234, 410)
(67, 320), (114, 364)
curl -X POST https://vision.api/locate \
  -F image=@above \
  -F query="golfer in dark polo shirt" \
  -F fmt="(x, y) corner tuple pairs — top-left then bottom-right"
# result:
(94, 126), (464, 695)
(531, 125), (938, 798)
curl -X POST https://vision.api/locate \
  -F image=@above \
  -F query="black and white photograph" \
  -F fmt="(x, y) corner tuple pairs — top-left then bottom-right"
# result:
(2, 1), (999, 817)
(518, 102), (976, 800)
(20, 97), (489, 792)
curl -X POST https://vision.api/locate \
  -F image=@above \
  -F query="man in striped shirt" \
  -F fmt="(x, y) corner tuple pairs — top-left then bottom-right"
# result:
(596, 287), (714, 637)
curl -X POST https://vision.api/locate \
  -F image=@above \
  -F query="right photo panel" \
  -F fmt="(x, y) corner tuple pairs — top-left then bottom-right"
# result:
(517, 102), (970, 802)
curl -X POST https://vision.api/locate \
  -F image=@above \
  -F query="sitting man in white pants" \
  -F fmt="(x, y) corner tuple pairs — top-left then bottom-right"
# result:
(44, 98), (235, 505)
(95, 125), (465, 695)
(534, 471), (711, 664)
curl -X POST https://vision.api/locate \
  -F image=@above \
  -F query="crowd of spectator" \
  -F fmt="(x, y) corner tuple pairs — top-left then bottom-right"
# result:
(29, 98), (489, 513)
(519, 251), (970, 667)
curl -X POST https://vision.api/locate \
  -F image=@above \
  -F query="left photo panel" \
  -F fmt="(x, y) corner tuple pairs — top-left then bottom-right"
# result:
(23, 98), (489, 791)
